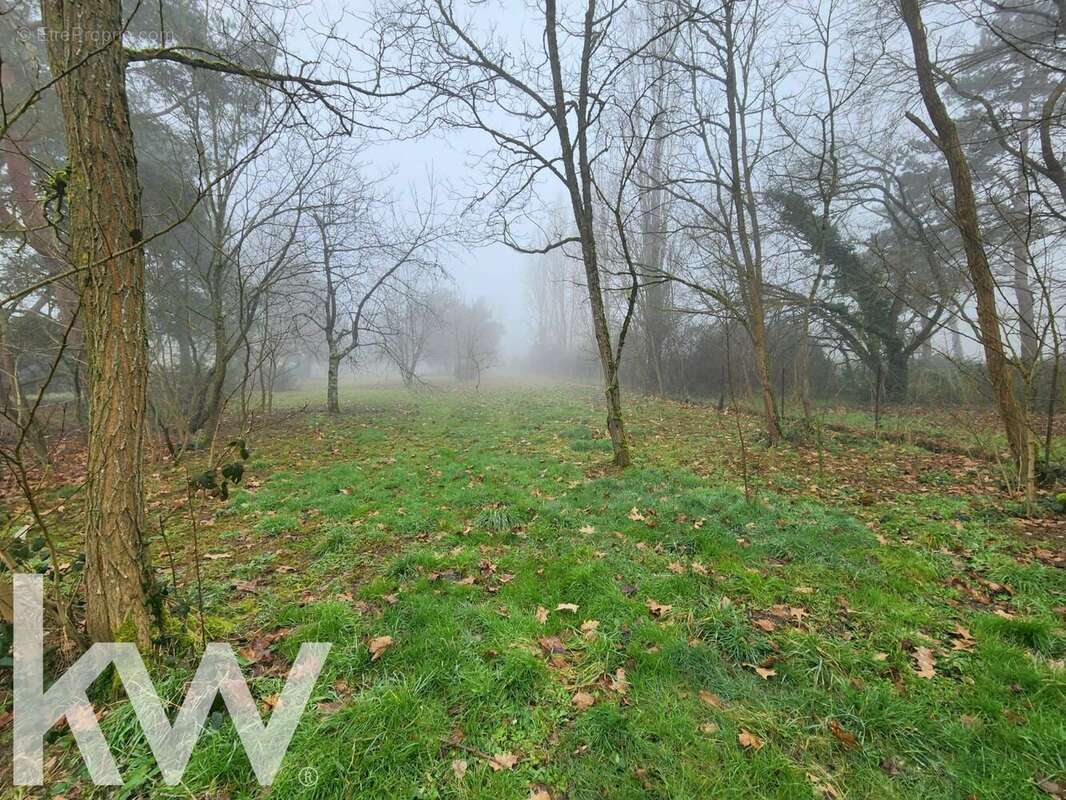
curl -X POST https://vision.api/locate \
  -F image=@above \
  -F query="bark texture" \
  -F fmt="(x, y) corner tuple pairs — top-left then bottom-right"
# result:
(41, 0), (155, 644)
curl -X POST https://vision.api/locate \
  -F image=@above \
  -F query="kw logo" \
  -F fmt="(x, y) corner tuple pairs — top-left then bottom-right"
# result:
(12, 574), (330, 786)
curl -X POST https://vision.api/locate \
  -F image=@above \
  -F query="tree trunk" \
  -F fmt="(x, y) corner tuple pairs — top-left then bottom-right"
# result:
(326, 354), (341, 413)
(748, 297), (782, 442)
(41, 0), (155, 645)
(901, 0), (1030, 481)
(884, 341), (909, 403)
(584, 244), (631, 467)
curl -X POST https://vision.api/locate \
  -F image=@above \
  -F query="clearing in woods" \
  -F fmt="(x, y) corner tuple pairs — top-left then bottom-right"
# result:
(7, 383), (1066, 799)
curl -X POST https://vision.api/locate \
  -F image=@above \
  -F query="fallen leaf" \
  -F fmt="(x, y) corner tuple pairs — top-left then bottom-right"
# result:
(950, 623), (975, 651)
(580, 619), (600, 638)
(738, 729), (764, 750)
(579, 524), (596, 534)
(881, 756), (901, 777)
(753, 618), (776, 633)
(912, 646), (936, 679)
(369, 635), (394, 661)
(646, 599), (672, 618)
(627, 507), (646, 521)
(535, 606), (549, 624)
(699, 722), (719, 734)
(489, 752), (518, 771)
(667, 561), (686, 574)
(609, 668), (629, 695)
(754, 667), (777, 680)
(451, 759), (468, 780)
(538, 636), (567, 655)
(1036, 776), (1065, 798)
(698, 689), (724, 709)
(529, 789), (552, 800)
(572, 691), (595, 710)
(555, 602), (579, 613)
(828, 719), (859, 750)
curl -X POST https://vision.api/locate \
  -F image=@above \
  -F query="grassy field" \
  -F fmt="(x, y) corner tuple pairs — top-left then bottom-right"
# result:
(5, 383), (1066, 799)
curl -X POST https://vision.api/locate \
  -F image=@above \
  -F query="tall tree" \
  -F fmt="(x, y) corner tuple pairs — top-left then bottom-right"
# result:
(900, 0), (1031, 480)
(40, 0), (156, 644)
(374, 0), (686, 465)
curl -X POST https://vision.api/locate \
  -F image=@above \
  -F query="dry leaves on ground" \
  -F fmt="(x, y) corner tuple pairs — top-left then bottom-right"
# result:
(369, 635), (394, 661)
(738, 730), (764, 750)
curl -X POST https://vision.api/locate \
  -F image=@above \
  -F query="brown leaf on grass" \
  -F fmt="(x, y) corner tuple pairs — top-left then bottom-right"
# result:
(950, 623), (975, 651)
(529, 789), (552, 800)
(690, 560), (708, 575)
(369, 635), (394, 661)
(555, 602), (579, 613)
(667, 561), (686, 575)
(579, 524), (596, 534)
(451, 759), (468, 779)
(608, 668), (629, 695)
(233, 579), (258, 593)
(1036, 776), (1065, 798)
(580, 619), (600, 639)
(912, 646), (936, 679)
(738, 729), (764, 750)
(627, 507), (646, 522)
(827, 719), (859, 750)
(753, 667), (777, 680)
(538, 636), (567, 655)
(489, 752), (519, 771)
(698, 690), (724, 709)
(535, 606), (549, 624)
(572, 691), (595, 710)
(645, 599), (672, 618)
(807, 773), (842, 799)
(699, 722), (719, 734)
(753, 618), (776, 633)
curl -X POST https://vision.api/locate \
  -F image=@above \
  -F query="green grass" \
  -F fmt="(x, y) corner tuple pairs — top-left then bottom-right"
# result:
(11, 384), (1066, 799)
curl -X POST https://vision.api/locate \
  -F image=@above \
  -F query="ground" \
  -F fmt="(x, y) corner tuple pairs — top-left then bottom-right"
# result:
(3, 382), (1066, 799)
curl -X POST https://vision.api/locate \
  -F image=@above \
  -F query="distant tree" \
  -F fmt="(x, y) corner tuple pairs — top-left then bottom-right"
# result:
(447, 297), (503, 390)
(379, 280), (445, 388)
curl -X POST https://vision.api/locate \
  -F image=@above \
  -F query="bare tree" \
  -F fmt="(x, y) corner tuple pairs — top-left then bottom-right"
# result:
(664, 0), (786, 440)
(380, 279), (446, 388)
(301, 176), (445, 412)
(374, 0), (690, 465)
